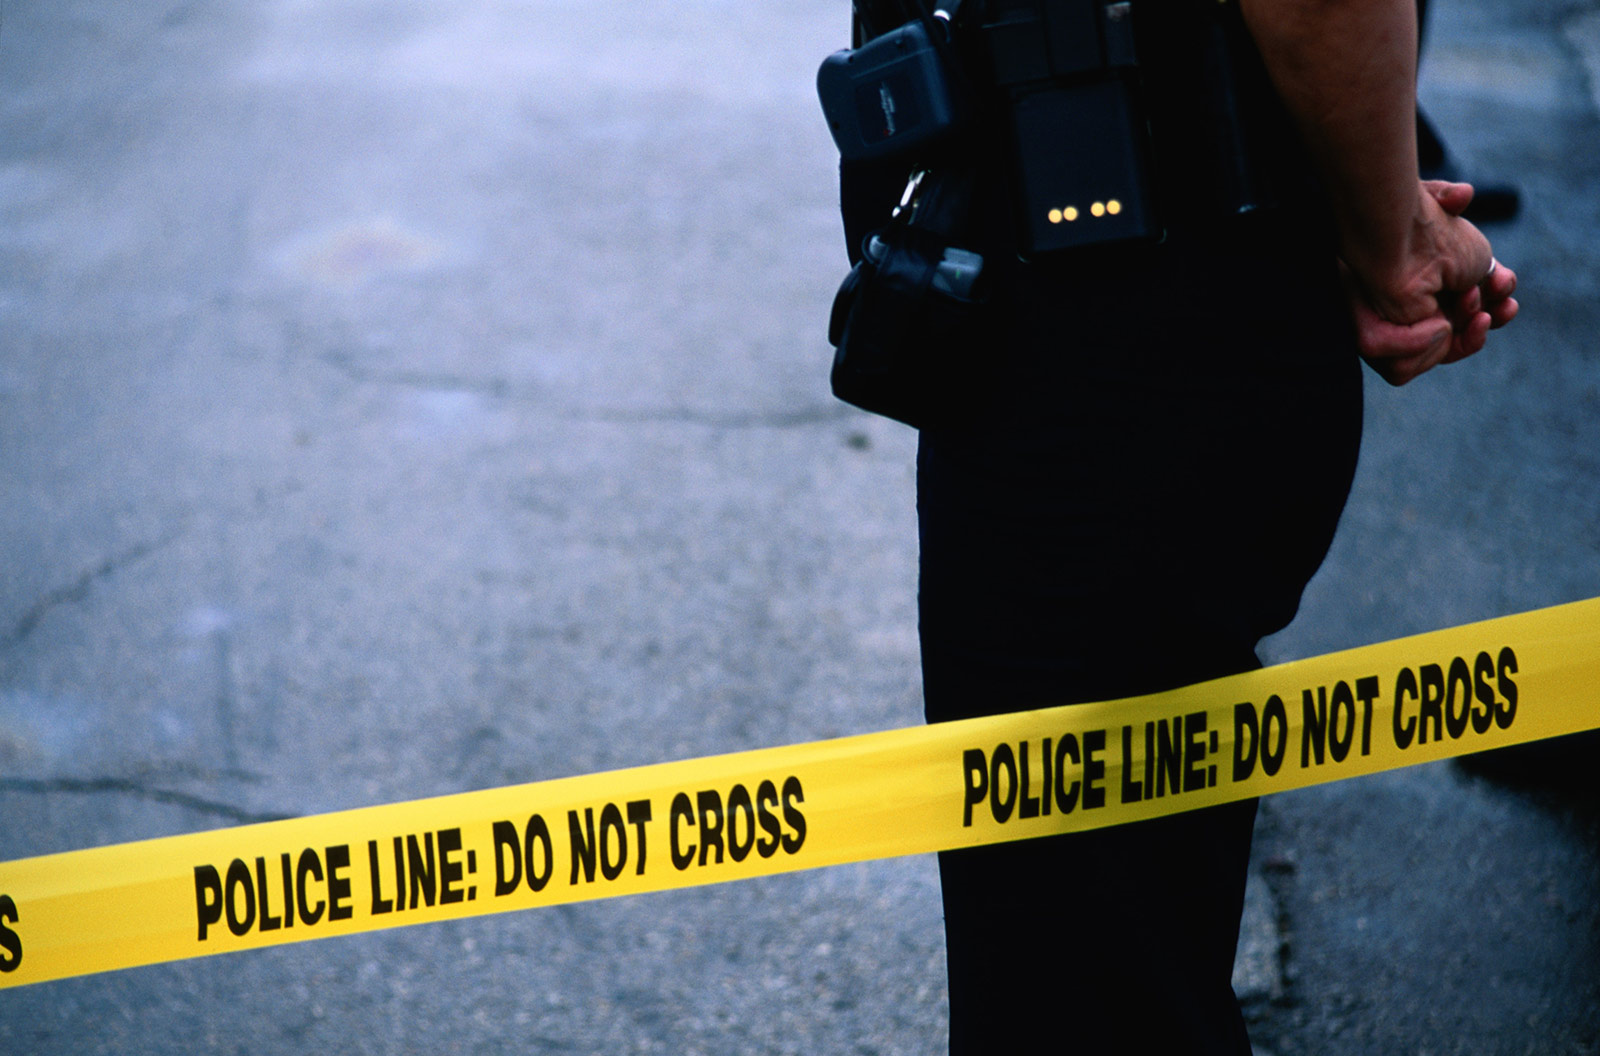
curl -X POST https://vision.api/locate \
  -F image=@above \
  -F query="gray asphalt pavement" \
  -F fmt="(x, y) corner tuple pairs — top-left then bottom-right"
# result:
(2, 0), (1598, 1053)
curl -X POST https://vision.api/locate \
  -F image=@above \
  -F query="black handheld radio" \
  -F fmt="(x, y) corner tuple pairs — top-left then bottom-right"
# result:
(818, 0), (1160, 257)
(984, 0), (1159, 255)
(817, 4), (972, 164)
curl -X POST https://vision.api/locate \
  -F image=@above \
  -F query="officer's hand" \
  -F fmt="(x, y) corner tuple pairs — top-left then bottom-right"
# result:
(1344, 266), (1453, 385)
(1345, 180), (1518, 386)
(1422, 180), (1520, 337)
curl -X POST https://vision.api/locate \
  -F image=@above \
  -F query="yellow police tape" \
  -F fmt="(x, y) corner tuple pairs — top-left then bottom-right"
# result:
(3, 596), (1599, 988)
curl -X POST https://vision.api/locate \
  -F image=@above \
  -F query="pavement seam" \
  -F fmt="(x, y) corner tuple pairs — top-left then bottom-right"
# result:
(0, 776), (292, 827)
(1561, 9), (1600, 120)
(314, 350), (849, 429)
(2, 532), (183, 648)
(587, 406), (851, 429)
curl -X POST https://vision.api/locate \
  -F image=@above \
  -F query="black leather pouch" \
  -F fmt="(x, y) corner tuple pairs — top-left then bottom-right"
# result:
(826, 170), (986, 429)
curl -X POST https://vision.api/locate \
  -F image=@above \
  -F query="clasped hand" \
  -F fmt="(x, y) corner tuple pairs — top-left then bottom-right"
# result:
(1345, 180), (1520, 385)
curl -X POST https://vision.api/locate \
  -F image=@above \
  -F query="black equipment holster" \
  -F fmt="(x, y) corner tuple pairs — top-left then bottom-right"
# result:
(822, 0), (1163, 256)
(819, 0), (1293, 428)
(827, 166), (985, 430)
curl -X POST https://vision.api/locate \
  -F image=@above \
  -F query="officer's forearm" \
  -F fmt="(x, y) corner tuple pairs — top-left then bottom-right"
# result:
(1237, 0), (1429, 311)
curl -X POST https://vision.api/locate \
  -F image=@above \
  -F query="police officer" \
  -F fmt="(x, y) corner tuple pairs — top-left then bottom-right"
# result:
(833, 0), (1517, 1051)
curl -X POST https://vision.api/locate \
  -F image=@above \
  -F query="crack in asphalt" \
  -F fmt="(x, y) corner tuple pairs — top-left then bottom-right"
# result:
(1562, 9), (1600, 119)
(0, 776), (293, 826)
(587, 405), (850, 429)
(316, 350), (849, 429)
(2, 533), (181, 648)
(316, 351), (514, 398)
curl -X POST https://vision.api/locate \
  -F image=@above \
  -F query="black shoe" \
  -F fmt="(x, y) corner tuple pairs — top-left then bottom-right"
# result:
(1418, 111), (1521, 223)
(1459, 182), (1521, 224)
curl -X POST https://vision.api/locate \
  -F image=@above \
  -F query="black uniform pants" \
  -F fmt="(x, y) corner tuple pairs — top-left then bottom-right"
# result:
(916, 214), (1362, 1054)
